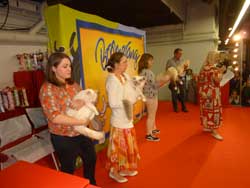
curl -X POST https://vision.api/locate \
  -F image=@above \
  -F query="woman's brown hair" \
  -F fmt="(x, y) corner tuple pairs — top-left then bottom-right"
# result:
(138, 53), (153, 74)
(105, 52), (124, 72)
(46, 52), (74, 86)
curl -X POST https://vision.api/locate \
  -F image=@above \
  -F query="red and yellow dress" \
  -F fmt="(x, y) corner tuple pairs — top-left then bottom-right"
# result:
(198, 65), (222, 129)
(105, 73), (140, 172)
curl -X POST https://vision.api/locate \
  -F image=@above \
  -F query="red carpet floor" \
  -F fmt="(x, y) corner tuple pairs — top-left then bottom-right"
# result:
(37, 101), (250, 188)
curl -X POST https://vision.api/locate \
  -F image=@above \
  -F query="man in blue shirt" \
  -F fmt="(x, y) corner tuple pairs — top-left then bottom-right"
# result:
(166, 48), (188, 112)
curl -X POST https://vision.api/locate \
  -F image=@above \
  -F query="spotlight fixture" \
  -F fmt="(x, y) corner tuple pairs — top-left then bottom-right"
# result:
(233, 34), (241, 41)
(233, 48), (239, 53)
(234, 67), (239, 71)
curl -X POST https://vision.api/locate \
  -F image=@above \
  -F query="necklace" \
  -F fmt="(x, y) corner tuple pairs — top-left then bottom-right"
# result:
(115, 73), (126, 84)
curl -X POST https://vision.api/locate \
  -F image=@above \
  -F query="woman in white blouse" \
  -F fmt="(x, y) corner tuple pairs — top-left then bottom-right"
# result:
(105, 52), (140, 183)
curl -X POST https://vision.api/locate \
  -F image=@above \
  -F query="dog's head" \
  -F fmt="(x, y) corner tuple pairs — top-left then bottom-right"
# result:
(166, 67), (178, 81)
(74, 89), (98, 104)
(132, 76), (146, 88)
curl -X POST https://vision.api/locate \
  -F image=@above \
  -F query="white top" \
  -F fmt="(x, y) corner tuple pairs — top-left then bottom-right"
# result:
(105, 73), (133, 129)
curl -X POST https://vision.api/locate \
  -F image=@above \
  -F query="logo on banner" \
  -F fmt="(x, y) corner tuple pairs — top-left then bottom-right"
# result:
(95, 38), (141, 70)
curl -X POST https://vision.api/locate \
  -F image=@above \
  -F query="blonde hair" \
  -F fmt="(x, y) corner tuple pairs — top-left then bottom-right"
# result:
(200, 51), (220, 72)
(205, 51), (220, 65)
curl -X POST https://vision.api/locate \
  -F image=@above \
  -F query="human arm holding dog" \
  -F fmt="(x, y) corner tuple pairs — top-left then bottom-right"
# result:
(106, 76), (124, 109)
(70, 99), (85, 110)
(40, 82), (90, 127)
(140, 69), (160, 94)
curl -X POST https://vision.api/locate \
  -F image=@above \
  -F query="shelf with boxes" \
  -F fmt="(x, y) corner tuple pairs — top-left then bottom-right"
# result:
(0, 69), (45, 118)
(0, 53), (57, 171)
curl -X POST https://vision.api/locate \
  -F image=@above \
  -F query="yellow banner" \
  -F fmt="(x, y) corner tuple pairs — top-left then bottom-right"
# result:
(78, 22), (145, 132)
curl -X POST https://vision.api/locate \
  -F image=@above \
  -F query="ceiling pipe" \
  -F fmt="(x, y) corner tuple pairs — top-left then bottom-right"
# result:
(29, 1), (47, 35)
(0, 30), (48, 44)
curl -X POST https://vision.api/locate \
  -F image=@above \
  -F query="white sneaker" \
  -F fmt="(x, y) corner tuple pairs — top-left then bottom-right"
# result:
(203, 128), (212, 132)
(109, 172), (128, 183)
(211, 132), (223, 141)
(119, 170), (138, 177)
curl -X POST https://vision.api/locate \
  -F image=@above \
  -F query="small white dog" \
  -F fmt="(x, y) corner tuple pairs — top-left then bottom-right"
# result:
(156, 60), (190, 85)
(67, 89), (105, 141)
(156, 67), (178, 84)
(123, 75), (146, 120)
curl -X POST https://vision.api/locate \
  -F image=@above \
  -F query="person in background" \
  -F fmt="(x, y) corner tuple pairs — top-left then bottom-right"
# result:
(186, 69), (198, 104)
(198, 51), (226, 141)
(241, 78), (250, 106)
(229, 90), (240, 105)
(229, 71), (240, 96)
(39, 52), (97, 185)
(105, 52), (140, 183)
(185, 68), (193, 100)
(138, 53), (161, 142)
(166, 48), (188, 112)
(242, 62), (250, 85)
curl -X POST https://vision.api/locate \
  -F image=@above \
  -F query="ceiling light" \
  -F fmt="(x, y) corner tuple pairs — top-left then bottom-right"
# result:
(228, 0), (250, 38)
(233, 48), (239, 53)
(234, 67), (239, 71)
(233, 61), (238, 65)
(228, 27), (232, 31)
(225, 38), (229, 45)
(233, 34), (241, 41)
(235, 42), (239, 47)
(233, 54), (238, 58)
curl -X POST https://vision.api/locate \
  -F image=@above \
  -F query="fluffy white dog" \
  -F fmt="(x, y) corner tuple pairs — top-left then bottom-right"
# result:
(67, 89), (105, 141)
(156, 60), (190, 86)
(123, 75), (146, 120)
(156, 67), (178, 84)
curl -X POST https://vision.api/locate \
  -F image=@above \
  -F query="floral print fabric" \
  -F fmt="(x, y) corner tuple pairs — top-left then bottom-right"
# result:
(106, 126), (140, 172)
(39, 82), (81, 136)
(198, 65), (222, 129)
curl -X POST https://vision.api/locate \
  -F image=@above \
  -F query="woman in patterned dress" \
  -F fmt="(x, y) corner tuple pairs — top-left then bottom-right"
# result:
(198, 51), (226, 141)
(105, 52), (140, 183)
(138, 53), (164, 142)
(39, 52), (97, 184)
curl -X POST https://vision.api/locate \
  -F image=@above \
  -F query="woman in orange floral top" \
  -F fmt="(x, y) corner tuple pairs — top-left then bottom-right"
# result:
(39, 52), (96, 185)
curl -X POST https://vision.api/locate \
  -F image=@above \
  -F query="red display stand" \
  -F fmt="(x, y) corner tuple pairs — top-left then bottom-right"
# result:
(0, 107), (25, 121)
(13, 70), (45, 107)
(0, 161), (100, 188)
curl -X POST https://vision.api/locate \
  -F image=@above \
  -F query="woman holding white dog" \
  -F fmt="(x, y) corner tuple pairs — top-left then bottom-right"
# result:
(138, 53), (161, 142)
(105, 52), (140, 183)
(39, 52), (97, 185)
(198, 51), (226, 141)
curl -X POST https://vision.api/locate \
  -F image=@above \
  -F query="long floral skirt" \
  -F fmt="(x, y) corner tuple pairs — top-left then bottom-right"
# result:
(106, 126), (140, 172)
(199, 87), (222, 129)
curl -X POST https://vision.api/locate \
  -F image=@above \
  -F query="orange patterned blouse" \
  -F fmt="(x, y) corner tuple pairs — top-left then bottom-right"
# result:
(39, 82), (81, 137)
